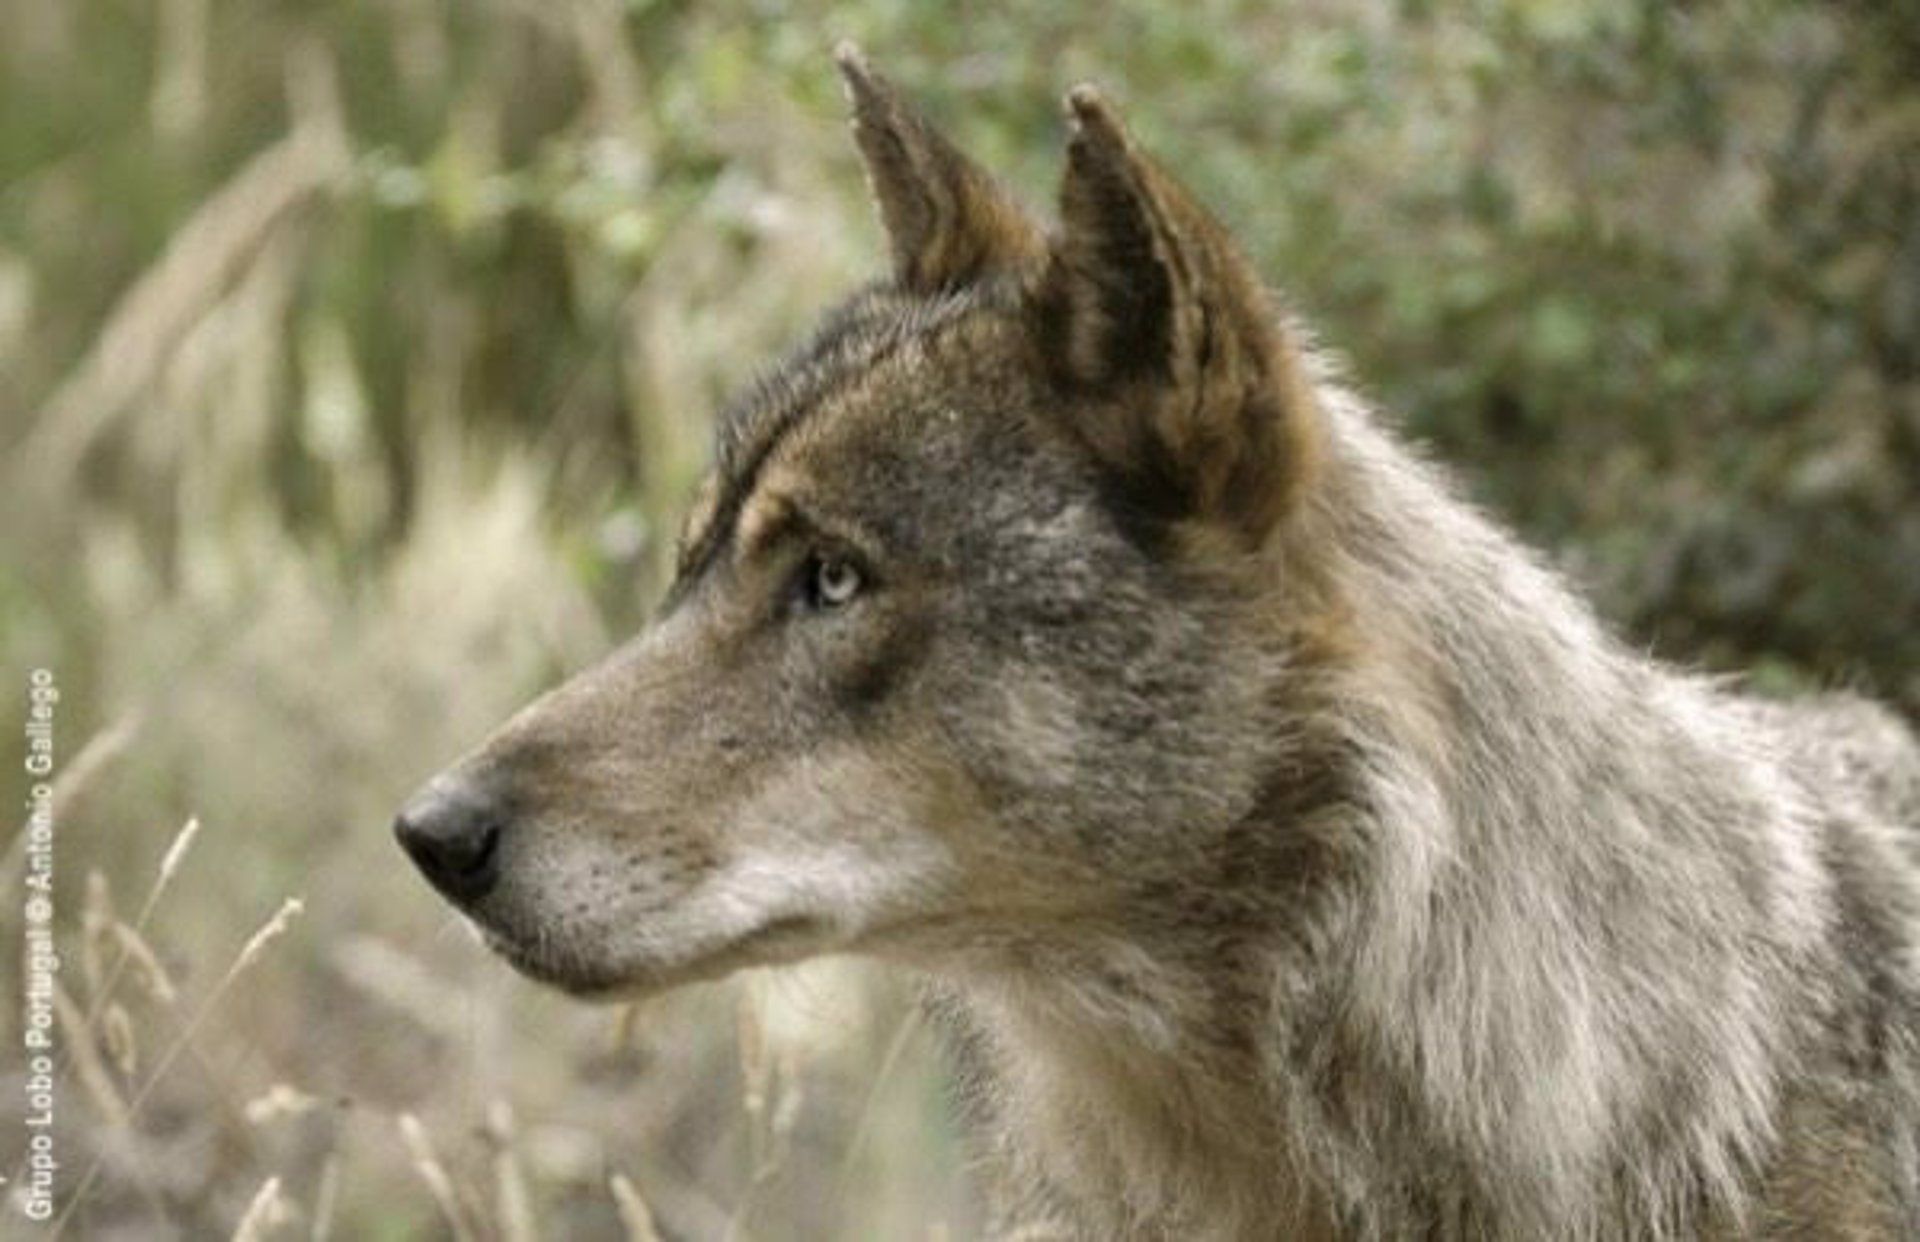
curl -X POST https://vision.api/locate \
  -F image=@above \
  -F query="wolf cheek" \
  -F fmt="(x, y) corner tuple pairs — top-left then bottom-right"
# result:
(397, 49), (1920, 1241)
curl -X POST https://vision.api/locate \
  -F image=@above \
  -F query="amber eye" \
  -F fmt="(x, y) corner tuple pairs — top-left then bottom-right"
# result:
(803, 553), (864, 610)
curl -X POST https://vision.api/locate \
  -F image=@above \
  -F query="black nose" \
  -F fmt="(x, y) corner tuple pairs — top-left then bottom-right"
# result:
(394, 778), (505, 902)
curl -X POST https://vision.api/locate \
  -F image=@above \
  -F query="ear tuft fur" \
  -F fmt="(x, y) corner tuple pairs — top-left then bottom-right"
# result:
(836, 48), (1041, 294)
(1034, 89), (1320, 541)
(832, 39), (868, 77)
(1062, 84), (1121, 140)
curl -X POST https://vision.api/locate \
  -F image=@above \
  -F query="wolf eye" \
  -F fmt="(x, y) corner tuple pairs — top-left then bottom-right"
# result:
(803, 553), (864, 610)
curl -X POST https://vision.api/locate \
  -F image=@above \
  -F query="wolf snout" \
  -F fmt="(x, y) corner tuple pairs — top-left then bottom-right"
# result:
(394, 775), (506, 903)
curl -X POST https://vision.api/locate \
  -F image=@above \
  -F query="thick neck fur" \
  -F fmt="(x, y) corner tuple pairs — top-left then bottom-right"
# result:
(935, 381), (1842, 1240)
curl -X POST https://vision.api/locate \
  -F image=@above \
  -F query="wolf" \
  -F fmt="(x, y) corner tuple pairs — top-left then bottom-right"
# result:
(395, 47), (1920, 1240)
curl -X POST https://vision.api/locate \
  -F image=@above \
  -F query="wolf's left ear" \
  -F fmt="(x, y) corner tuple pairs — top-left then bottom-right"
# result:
(836, 44), (1042, 293)
(1033, 87), (1321, 540)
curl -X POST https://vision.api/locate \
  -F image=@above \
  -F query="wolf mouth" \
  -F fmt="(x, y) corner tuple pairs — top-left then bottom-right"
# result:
(481, 930), (627, 996)
(482, 912), (838, 999)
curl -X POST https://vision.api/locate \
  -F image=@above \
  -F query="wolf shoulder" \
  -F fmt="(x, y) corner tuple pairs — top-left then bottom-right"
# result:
(1698, 689), (1920, 1239)
(1739, 690), (1920, 833)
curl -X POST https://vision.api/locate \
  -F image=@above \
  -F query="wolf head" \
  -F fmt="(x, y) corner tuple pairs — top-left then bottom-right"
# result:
(395, 48), (1339, 998)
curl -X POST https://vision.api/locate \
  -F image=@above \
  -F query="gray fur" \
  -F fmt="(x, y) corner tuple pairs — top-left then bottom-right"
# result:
(932, 380), (1920, 1238)
(396, 56), (1920, 1240)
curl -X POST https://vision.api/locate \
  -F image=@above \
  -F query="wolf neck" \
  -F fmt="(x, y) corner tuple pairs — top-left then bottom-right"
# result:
(951, 391), (1829, 1238)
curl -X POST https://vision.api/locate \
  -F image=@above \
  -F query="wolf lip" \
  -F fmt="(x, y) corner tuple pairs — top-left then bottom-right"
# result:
(482, 930), (624, 996)
(482, 913), (837, 999)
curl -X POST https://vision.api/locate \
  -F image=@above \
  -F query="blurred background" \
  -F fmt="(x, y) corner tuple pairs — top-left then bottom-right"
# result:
(1, 0), (1916, 1237)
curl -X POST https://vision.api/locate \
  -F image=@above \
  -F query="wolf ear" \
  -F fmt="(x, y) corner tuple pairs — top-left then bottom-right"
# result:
(835, 44), (1042, 293)
(1033, 87), (1320, 539)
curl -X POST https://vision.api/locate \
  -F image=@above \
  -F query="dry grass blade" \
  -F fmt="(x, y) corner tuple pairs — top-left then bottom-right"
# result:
(567, 0), (649, 130)
(52, 897), (306, 1238)
(230, 1174), (286, 1242)
(32, 818), (199, 1205)
(148, 0), (210, 142)
(736, 986), (770, 1159)
(309, 1153), (340, 1242)
(51, 713), (144, 808)
(81, 870), (115, 999)
(148, 814), (204, 919)
(836, 1006), (924, 1198)
(486, 1101), (538, 1242)
(725, 976), (820, 1240)
(398, 1113), (482, 1242)
(611, 1001), (644, 1052)
(51, 981), (129, 1129)
(609, 1172), (664, 1242)
(230, 898), (304, 975)
(82, 815), (198, 1029)
(110, 921), (180, 1006)
(101, 1004), (137, 1079)
(15, 111), (348, 490)
(1, 714), (141, 890)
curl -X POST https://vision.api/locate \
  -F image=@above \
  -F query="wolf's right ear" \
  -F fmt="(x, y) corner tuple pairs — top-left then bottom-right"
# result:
(835, 44), (1042, 294)
(1032, 87), (1321, 541)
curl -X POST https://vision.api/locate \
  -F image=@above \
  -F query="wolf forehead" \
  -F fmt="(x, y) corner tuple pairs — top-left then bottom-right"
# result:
(681, 277), (1038, 566)
(715, 283), (1008, 476)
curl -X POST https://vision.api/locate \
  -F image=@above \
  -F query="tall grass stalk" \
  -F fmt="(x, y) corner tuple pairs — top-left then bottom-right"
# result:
(51, 897), (306, 1238)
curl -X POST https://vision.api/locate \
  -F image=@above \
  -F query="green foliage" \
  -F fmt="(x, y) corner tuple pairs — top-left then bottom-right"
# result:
(8, 0), (1913, 704)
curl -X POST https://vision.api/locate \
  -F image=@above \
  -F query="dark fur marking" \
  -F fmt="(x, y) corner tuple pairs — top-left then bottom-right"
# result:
(663, 290), (983, 611)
